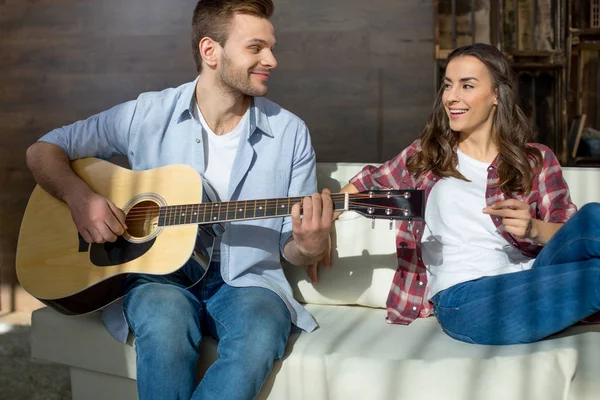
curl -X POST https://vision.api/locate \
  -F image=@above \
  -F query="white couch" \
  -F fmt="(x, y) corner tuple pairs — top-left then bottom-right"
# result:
(30, 163), (600, 400)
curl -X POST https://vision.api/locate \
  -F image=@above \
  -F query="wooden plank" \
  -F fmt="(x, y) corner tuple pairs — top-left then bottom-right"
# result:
(380, 105), (434, 161)
(0, 73), (193, 111)
(269, 68), (378, 108)
(290, 106), (380, 162)
(1, 1), (191, 41)
(274, 31), (371, 70)
(0, 35), (194, 74)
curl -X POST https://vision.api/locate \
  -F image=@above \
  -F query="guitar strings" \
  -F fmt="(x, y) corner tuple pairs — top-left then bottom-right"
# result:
(120, 203), (414, 223)
(121, 196), (413, 220)
(122, 201), (410, 216)
(121, 193), (412, 215)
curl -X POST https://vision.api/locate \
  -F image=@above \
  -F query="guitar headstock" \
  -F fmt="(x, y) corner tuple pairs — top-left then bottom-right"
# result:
(349, 190), (425, 222)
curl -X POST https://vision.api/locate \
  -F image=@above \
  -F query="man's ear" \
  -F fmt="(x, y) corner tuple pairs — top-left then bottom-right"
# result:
(199, 37), (220, 68)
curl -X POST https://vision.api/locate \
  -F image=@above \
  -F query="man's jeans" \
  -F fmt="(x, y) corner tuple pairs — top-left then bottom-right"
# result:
(432, 202), (600, 345)
(122, 260), (291, 399)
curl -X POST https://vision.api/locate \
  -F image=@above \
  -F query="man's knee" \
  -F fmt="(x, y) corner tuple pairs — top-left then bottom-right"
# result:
(244, 306), (291, 362)
(124, 283), (200, 338)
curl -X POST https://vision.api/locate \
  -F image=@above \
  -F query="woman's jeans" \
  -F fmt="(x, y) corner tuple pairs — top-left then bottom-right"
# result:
(432, 202), (600, 345)
(122, 260), (291, 400)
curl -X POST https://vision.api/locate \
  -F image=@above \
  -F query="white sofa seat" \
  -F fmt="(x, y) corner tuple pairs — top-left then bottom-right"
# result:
(30, 303), (600, 400)
(30, 164), (600, 400)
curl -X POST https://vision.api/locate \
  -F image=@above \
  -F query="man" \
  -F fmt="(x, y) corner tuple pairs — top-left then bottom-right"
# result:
(25, 1), (331, 399)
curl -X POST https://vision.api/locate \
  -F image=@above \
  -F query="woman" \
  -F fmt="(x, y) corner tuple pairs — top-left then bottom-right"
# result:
(340, 43), (600, 345)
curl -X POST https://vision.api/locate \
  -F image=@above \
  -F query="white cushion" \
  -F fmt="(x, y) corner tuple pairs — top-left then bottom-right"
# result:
(33, 305), (592, 400)
(561, 167), (600, 208)
(31, 307), (138, 379)
(282, 210), (397, 308)
(261, 305), (585, 400)
(320, 351), (576, 400)
(284, 162), (397, 308)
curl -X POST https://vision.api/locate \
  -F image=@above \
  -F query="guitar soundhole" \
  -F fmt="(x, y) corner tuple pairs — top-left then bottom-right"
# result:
(125, 200), (160, 239)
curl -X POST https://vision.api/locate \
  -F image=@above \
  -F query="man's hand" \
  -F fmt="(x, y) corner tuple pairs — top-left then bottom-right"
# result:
(283, 189), (333, 277)
(483, 199), (533, 239)
(305, 234), (331, 284)
(291, 189), (333, 258)
(303, 183), (358, 284)
(66, 190), (128, 244)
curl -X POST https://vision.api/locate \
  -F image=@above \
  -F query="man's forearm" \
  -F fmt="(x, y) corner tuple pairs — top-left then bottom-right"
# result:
(26, 142), (92, 204)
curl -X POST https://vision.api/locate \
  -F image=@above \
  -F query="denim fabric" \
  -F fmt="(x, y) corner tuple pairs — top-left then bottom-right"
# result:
(123, 260), (291, 400)
(432, 203), (600, 345)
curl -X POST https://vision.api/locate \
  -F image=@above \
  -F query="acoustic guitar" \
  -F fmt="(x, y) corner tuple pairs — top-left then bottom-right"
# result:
(16, 158), (424, 315)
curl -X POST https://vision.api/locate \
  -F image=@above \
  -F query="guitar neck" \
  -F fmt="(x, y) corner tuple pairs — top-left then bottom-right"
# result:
(157, 193), (349, 227)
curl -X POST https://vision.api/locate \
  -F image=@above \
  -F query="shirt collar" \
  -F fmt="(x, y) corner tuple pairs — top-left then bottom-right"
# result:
(248, 97), (274, 138)
(177, 76), (274, 139)
(175, 76), (199, 123)
(452, 144), (500, 169)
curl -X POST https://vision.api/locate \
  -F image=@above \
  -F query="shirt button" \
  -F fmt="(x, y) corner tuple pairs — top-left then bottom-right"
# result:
(412, 306), (418, 311)
(418, 281), (424, 286)
(196, 138), (201, 143)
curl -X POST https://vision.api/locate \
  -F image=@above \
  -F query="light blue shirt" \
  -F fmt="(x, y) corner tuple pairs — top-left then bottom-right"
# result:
(39, 77), (319, 341)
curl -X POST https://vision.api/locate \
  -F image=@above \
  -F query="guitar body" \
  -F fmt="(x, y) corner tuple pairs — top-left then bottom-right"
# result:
(16, 158), (202, 315)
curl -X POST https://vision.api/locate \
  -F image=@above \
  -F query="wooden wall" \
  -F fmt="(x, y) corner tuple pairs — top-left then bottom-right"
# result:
(0, 0), (434, 311)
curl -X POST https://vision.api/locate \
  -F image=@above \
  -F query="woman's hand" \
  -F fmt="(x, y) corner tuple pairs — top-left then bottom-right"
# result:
(483, 199), (533, 239)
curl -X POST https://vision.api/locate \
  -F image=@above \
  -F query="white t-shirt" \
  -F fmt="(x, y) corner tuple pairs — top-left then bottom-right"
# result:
(195, 103), (249, 262)
(195, 103), (248, 201)
(421, 148), (535, 299)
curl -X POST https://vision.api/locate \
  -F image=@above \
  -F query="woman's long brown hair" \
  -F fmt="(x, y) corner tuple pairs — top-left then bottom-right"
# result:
(407, 43), (542, 194)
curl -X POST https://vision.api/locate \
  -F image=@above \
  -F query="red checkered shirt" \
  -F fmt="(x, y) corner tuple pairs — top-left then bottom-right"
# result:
(350, 139), (577, 325)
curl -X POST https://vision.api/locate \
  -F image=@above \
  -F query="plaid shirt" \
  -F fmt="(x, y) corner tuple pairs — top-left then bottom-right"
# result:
(350, 139), (577, 325)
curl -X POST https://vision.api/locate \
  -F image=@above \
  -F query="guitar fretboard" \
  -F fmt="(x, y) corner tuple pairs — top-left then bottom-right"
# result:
(157, 194), (348, 226)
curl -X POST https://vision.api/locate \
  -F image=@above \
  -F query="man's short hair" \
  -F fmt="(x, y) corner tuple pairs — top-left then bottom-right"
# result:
(191, 0), (274, 72)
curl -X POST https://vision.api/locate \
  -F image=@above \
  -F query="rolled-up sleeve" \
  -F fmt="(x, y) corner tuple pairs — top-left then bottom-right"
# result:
(535, 145), (577, 223)
(38, 100), (138, 160)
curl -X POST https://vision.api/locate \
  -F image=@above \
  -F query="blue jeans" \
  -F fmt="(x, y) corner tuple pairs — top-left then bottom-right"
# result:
(432, 202), (600, 345)
(122, 260), (291, 400)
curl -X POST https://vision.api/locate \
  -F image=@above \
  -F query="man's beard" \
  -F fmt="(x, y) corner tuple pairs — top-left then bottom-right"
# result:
(218, 53), (268, 97)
